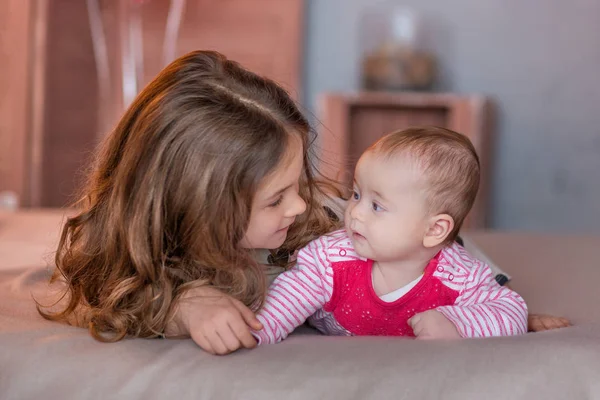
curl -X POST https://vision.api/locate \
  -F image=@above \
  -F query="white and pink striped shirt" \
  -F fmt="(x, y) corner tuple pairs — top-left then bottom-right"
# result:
(254, 230), (528, 344)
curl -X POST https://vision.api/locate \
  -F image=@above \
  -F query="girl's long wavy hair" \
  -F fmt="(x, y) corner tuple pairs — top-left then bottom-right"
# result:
(37, 50), (342, 341)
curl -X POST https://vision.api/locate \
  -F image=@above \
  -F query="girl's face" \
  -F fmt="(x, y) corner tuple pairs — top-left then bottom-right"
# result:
(240, 134), (307, 249)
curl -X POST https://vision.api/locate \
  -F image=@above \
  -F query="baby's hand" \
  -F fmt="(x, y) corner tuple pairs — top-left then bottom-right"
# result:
(166, 286), (263, 355)
(408, 309), (461, 340)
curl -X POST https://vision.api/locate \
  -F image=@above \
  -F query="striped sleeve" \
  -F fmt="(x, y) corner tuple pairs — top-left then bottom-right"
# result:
(459, 235), (511, 283)
(436, 260), (528, 338)
(253, 236), (334, 344)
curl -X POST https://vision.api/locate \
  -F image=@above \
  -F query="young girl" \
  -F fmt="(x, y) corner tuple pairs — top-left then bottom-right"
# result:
(39, 50), (342, 355)
(39, 50), (567, 355)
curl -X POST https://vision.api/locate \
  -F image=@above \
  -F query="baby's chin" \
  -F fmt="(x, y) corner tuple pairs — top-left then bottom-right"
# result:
(348, 237), (373, 260)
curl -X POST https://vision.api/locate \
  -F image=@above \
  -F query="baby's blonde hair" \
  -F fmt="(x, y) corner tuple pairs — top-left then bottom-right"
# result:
(369, 126), (480, 242)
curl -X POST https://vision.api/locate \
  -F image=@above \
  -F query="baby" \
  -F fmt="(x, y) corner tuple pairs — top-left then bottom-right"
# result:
(253, 126), (528, 343)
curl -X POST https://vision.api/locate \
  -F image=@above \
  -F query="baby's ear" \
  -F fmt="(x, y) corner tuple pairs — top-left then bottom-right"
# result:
(423, 214), (454, 248)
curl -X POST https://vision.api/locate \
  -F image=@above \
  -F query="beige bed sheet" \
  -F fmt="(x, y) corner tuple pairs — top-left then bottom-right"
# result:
(1, 209), (600, 399)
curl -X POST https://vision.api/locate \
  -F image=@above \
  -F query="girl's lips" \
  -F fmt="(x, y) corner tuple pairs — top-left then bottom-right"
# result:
(277, 220), (295, 233)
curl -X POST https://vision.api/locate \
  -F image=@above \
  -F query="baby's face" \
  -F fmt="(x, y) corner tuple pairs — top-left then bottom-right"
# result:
(345, 151), (430, 262)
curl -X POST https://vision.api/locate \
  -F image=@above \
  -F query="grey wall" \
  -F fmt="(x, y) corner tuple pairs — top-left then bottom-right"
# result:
(304, 0), (600, 233)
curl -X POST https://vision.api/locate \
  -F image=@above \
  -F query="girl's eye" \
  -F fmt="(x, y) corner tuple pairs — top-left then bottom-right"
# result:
(268, 196), (283, 208)
(352, 190), (360, 200)
(372, 202), (382, 212)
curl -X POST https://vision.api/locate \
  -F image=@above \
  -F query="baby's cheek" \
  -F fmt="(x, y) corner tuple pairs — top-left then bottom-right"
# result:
(343, 209), (353, 228)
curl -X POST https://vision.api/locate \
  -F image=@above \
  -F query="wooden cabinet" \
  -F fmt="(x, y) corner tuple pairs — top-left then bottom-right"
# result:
(318, 92), (492, 229)
(0, 0), (304, 208)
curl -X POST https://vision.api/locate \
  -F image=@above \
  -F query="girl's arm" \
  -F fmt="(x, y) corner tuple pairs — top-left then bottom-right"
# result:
(165, 285), (262, 355)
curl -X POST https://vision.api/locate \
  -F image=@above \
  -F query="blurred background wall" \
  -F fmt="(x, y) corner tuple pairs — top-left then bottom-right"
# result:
(1, 0), (599, 233)
(304, 0), (600, 232)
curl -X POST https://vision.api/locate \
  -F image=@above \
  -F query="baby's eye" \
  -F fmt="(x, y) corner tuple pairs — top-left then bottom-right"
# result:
(372, 202), (382, 212)
(352, 190), (360, 201)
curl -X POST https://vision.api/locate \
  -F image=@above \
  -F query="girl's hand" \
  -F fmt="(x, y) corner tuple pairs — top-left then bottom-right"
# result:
(166, 286), (263, 355)
(408, 309), (461, 340)
(528, 314), (571, 332)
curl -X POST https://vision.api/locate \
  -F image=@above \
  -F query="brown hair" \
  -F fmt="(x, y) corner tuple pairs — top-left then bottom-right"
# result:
(38, 50), (341, 341)
(370, 126), (480, 242)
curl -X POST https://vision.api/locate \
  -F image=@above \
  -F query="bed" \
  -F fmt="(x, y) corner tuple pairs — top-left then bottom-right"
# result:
(1, 209), (599, 399)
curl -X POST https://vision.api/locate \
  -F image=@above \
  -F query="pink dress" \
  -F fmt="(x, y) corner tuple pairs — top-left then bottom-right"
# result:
(253, 230), (528, 344)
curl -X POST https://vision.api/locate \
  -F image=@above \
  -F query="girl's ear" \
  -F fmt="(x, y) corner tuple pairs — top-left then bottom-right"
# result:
(423, 214), (454, 248)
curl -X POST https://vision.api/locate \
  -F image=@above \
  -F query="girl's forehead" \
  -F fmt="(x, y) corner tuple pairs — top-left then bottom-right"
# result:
(285, 131), (304, 156)
(257, 133), (304, 191)
(281, 132), (305, 168)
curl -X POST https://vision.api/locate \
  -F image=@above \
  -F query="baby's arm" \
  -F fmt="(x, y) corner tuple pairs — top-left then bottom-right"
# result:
(253, 236), (334, 344)
(435, 260), (528, 337)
